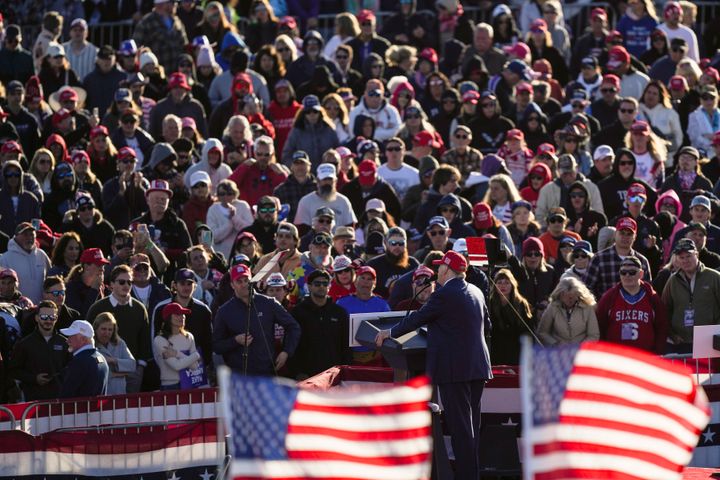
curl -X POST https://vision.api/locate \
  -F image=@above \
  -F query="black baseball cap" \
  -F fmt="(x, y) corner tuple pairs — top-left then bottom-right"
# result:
(673, 238), (697, 254)
(307, 269), (331, 283)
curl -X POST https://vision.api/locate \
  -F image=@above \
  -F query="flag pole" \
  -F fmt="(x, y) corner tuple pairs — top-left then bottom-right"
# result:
(520, 336), (533, 480)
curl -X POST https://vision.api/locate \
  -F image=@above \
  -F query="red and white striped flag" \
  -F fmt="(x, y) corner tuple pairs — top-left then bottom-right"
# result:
(220, 369), (433, 479)
(466, 237), (488, 266)
(521, 341), (710, 480)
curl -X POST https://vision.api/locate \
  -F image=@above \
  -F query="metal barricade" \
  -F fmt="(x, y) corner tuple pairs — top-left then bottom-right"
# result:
(19, 387), (219, 435)
(662, 353), (719, 385)
(0, 406), (16, 431)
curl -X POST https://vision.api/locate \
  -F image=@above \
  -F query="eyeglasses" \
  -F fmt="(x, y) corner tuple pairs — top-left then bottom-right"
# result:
(317, 217), (333, 224)
(4, 172), (21, 178)
(572, 253), (588, 259)
(258, 207), (276, 213)
(455, 134), (469, 139)
(525, 251), (543, 257)
(77, 205), (94, 212)
(46, 289), (66, 297)
(114, 279), (133, 286)
(39, 314), (57, 321)
(388, 240), (406, 247)
(429, 80), (444, 86)
(620, 108), (636, 114)
(311, 281), (329, 287)
(429, 229), (446, 237)
(548, 216), (565, 224)
(569, 192), (586, 199)
(619, 160), (634, 166)
(619, 269), (638, 276)
(386, 146), (402, 152)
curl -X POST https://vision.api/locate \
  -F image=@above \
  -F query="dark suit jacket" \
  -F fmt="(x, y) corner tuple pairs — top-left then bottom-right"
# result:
(391, 277), (492, 384)
(60, 347), (109, 398)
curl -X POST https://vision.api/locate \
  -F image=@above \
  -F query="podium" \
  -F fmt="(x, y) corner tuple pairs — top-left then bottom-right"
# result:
(354, 315), (427, 381)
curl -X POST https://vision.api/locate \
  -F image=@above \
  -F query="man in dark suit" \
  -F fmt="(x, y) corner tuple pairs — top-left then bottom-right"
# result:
(60, 320), (109, 398)
(376, 250), (492, 480)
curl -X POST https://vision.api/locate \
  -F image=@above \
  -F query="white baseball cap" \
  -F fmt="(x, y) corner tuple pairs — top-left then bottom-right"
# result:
(317, 163), (337, 180)
(61, 320), (95, 338)
(266, 272), (287, 287)
(366, 198), (386, 212)
(190, 170), (211, 188)
(452, 238), (468, 255)
(593, 145), (615, 161)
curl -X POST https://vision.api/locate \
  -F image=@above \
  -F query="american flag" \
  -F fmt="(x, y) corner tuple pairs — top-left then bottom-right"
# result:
(219, 369), (433, 479)
(521, 341), (711, 480)
(466, 237), (488, 266)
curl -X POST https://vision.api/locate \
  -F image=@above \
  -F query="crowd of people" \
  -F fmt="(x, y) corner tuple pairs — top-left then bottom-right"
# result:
(0, 0), (718, 401)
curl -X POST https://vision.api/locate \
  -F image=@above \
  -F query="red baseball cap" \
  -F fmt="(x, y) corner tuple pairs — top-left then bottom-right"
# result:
(506, 129), (524, 141)
(80, 248), (110, 265)
(90, 125), (109, 139)
(162, 302), (192, 319)
(472, 202), (493, 230)
(71, 150), (90, 164)
(236, 231), (257, 243)
(532, 59), (552, 75)
(413, 265), (434, 281)
(419, 48), (438, 64)
(703, 67), (720, 83)
(0, 268), (18, 282)
(602, 74), (621, 89)
(1, 141), (22, 154)
(664, 1), (682, 16)
(630, 120), (650, 136)
(432, 250), (468, 273)
(118, 146), (137, 161)
(462, 90), (480, 104)
(516, 81), (533, 94)
(279, 16), (297, 29)
(591, 7), (607, 21)
(669, 75), (689, 91)
(357, 159), (378, 186)
(230, 264), (251, 281)
(59, 88), (78, 102)
(536, 143), (556, 157)
(607, 46), (630, 69)
(503, 42), (530, 59)
(414, 131), (440, 149)
(627, 182), (647, 199)
(52, 108), (72, 126)
(168, 72), (191, 90)
(616, 217), (638, 233)
(357, 9), (375, 23)
(606, 30), (623, 43)
(530, 19), (548, 33)
(522, 237), (544, 257)
(355, 265), (377, 279)
(712, 131), (720, 147)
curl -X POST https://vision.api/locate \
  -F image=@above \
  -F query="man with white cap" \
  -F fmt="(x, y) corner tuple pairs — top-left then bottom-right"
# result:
(587, 145), (615, 183)
(59, 320), (109, 398)
(294, 163), (356, 234)
(62, 18), (98, 81)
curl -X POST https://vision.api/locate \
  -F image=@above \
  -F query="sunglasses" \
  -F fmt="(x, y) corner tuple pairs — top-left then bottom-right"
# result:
(47, 289), (66, 297)
(388, 240), (406, 247)
(405, 114), (421, 120)
(627, 195), (645, 204)
(481, 102), (496, 108)
(619, 160), (634, 166)
(78, 205), (94, 212)
(312, 281), (329, 287)
(259, 207), (276, 213)
(336, 54), (348, 60)
(386, 146), (402, 152)
(570, 192), (586, 199)
(429, 230), (446, 237)
(572, 253), (589, 259)
(317, 217), (333, 224)
(601, 88), (617, 93)
(4, 172), (21, 178)
(620, 108), (636, 114)
(548, 216), (565, 224)
(39, 314), (58, 321)
(114, 279), (133, 286)
(368, 91), (382, 97)
(525, 251), (543, 257)
(619, 269), (638, 276)
(414, 277), (431, 286)
(121, 116), (138, 123)
(529, 175), (543, 181)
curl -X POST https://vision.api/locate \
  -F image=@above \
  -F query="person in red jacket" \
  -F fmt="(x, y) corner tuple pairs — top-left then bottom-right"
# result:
(182, 171), (215, 238)
(519, 155), (552, 209)
(227, 135), (288, 206)
(596, 256), (668, 353)
(328, 254), (356, 301)
(268, 79), (301, 155)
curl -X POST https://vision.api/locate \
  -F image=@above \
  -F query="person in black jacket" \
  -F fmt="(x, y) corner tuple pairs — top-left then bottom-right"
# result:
(346, 10), (391, 73)
(591, 97), (639, 151)
(102, 146), (149, 230)
(380, 0), (438, 51)
(20, 276), (82, 337)
(597, 148), (658, 222)
(9, 301), (70, 400)
(340, 159), (402, 222)
(59, 320), (109, 398)
(61, 192), (116, 257)
(515, 237), (557, 323)
(291, 269), (351, 379)
(566, 181), (607, 252)
(660, 146), (714, 223)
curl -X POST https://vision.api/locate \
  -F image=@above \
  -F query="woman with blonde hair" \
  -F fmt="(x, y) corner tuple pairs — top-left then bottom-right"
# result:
(246, 0), (279, 53)
(87, 127), (119, 184)
(483, 173), (521, 224)
(274, 35), (298, 65)
(29, 148), (55, 195)
(322, 93), (351, 144)
(676, 58), (703, 88)
(537, 277), (599, 345)
(624, 120), (667, 188)
(324, 13), (360, 59)
(384, 45), (418, 79)
(489, 268), (534, 364)
(94, 312), (136, 395)
(196, 1), (238, 49)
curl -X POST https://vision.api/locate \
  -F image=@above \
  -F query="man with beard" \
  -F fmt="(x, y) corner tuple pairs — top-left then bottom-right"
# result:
(286, 30), (339, 90)
(253, 222), (303, 279)
(286, 231), (334, 307)
(299, 207), (334, 252)
(240, 196), (280, 255)
(294, 163), (356, 236)
(227, 135), (288, 207)
(367, 227), (420, 298)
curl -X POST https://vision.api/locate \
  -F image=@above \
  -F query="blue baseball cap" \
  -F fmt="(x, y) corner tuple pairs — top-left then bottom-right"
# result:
(573, 240), (593, 255)
(506, 60), (532, 81)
